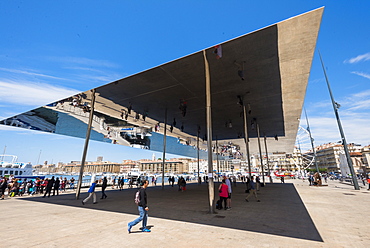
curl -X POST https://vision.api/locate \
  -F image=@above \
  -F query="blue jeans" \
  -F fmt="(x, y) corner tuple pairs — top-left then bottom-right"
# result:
(128, 206), (148, 228)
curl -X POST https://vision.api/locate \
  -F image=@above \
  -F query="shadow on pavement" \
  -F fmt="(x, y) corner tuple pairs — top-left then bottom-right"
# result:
(18, 182), (322, 242)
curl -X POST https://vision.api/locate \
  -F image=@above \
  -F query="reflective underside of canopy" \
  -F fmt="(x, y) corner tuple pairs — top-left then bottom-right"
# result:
(1, 8), (324, 158)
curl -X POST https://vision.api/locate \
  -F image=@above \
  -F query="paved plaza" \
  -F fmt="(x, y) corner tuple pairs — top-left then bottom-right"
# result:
(1, 178), (369, 247)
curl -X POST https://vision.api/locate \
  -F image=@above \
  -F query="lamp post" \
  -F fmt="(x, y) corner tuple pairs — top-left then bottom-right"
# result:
(319, 52), (359, 190)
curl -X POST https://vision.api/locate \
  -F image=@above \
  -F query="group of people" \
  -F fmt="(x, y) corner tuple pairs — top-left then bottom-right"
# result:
(216, 175), (261, 210)
(0, 175), (76, 199)
(111, 176), (125, 190)
(177, 176), (187, 191)
(306, 172), (323, 186)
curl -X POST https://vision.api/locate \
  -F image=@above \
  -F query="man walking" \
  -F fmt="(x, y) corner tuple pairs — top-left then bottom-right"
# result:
(128, 180), (151, 233)
(82, 180), (98, 205)
(245, 176), (260, 202)
(101, 177), (108, 199)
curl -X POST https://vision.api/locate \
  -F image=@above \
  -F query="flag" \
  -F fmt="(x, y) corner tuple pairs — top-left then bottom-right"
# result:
(214, 45), (222, 59)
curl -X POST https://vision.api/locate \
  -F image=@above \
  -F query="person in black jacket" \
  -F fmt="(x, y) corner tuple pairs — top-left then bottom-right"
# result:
(0, 177), (8, 200)
(101, 177), (108, 199)
(53, 177), (60, 196)
(42, 176), (55, 198)
(128, 180), (150, 233)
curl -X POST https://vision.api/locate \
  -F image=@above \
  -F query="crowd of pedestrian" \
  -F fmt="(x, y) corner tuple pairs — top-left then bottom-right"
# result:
(0, 175), (76, 199)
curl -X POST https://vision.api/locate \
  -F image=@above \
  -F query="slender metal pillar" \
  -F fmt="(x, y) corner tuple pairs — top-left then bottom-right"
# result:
(257, 124), (265, 184)
(319, 52), (359, 190)
(304, 109), (319, 173)
(197, 129), (200, 184)
(264, 135), (273, 183)
(216, 138), (220, 182)
(203, 50), (215, 213)
(242, 102), (252, 178)
(76, 89), (96, 200)
(162, 108), (167, 189)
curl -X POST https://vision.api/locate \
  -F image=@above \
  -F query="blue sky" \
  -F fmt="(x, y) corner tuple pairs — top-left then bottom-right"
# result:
(0, 1), (369, 164)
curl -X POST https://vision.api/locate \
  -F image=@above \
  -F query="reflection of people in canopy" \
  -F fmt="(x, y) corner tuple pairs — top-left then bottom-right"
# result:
(179, 99), (187, 117)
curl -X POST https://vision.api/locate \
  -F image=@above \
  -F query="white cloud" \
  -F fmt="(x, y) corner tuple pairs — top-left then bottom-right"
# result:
(351, 89), (370, 98)
(63, 66), (105, 73)
(344, 52), (370, 64)
(0, 80), (79, 106)
(47, 56), (119, 68)
(308, 78), (325, 85)
(76, 74), (122, 84)
(341, 89), (370, 111)
(302, 88), (370, 146)
(0, 67), (66, 80)
(351, 71), (370, 80)
(300, 116), (370, 147)
(308, 99), (332, 109)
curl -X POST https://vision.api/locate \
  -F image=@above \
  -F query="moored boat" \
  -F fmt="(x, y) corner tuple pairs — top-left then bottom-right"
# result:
(0, 155), (33, 178)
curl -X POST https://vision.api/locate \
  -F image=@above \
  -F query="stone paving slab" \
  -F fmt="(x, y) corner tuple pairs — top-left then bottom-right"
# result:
(1, 179), (369, 247)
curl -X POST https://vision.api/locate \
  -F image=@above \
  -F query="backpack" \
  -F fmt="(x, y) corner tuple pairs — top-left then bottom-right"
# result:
(134, 190), (140, 205)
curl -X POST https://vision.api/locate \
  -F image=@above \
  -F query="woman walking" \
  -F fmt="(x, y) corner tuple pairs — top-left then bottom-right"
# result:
(218, 179), (229, 210)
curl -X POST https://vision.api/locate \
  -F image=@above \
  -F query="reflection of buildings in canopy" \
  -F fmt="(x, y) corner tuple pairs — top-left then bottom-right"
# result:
(5, 110), (56, 133)
(0, 8), (324, 159)
(120, 127), (151, 149)
(56, 101), (152, 148)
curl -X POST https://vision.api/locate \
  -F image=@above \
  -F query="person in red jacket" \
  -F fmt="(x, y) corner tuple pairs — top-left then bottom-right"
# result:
(218, 179), (229, 210)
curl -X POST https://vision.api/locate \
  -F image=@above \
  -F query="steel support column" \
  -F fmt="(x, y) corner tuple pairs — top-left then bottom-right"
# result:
(203, 50), (215, 213)
(264, 135), (273, 183)
(162, 108), (167, 189)
(216, 138), (220, 182)
(197, 128), (200, 184)
(242, 102), (252, 178)
(257, 124), (265, 184)
(76, 89), (96, 200)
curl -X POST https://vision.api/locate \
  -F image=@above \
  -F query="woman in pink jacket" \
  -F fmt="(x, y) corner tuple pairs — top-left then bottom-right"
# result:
(218, 179), (229, 210)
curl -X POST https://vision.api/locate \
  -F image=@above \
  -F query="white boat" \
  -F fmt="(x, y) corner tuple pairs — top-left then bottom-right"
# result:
(0, 155), (33, 177)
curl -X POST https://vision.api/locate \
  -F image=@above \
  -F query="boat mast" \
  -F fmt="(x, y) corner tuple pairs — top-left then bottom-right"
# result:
(1, 145), (6, 162)
(36, 149), (42, 165)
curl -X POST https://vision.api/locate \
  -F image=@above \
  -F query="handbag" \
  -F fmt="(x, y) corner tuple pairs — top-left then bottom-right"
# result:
(245, 189), (250, 193)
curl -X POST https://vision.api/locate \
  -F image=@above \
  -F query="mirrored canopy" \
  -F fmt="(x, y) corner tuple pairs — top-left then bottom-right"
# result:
(0, 8), (324, 159)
